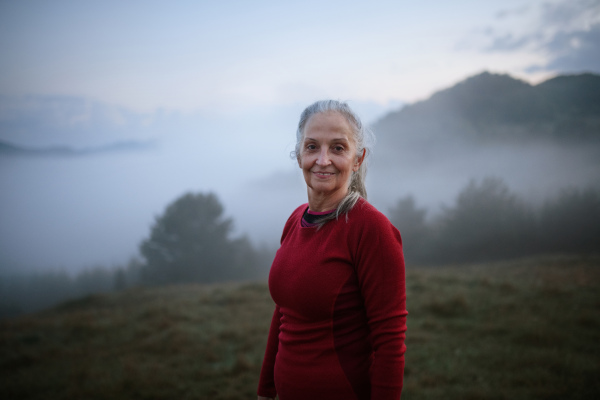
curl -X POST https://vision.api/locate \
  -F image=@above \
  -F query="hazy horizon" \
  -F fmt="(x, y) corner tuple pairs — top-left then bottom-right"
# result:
(1, 0), (599, 273)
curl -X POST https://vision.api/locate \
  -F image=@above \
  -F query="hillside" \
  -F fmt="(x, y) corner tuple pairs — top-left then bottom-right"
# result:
(365, 72), (600, 211)
(1, 255), (598, 400)
(374, 72), (600, 145)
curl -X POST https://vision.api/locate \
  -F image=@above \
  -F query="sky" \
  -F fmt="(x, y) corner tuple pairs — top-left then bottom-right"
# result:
(0, 0), (599, 272)
(2, 0), (598, 113)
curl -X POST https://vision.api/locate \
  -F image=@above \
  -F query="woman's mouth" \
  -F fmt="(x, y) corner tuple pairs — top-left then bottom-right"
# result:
(313, 171), (335, 178)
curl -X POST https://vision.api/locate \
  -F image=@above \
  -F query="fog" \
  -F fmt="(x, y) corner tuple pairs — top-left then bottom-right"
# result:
(0, 99), (400, 273)
(368, 139), (600, 215)
(2, 0), (598, 275)
(2, 95), (599, 275)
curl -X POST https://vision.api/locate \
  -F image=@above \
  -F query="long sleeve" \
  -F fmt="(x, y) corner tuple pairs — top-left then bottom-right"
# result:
(354, 212), (407, 399)
(257, 210), (299, 398)
(258, 200), (407, 400)
(257, 305), (282, 398)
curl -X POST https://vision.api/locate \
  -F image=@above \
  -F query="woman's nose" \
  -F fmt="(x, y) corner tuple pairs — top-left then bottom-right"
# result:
(316, 149), (331, 165)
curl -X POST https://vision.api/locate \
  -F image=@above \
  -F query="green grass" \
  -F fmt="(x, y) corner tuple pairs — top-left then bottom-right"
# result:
(1, 255), (599, 399)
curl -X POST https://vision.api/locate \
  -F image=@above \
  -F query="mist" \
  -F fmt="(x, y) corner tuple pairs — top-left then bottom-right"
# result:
(2, 0), (599, 276)
(2, 71), (600, 274)
(2, 108), (598, 274)
(2, 72), (598, 321)
(368, 139), (600, 216)
(0, 98), (399, 273)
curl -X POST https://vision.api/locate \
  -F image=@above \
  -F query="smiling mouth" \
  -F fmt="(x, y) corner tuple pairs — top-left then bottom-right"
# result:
(313, 171), (335, 177)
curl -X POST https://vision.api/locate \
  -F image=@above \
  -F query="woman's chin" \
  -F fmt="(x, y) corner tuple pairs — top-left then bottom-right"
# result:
(308, 184), (334, 195)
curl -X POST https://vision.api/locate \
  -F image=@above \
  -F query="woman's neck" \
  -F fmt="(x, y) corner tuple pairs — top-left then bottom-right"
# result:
(307, 187), (348, 212)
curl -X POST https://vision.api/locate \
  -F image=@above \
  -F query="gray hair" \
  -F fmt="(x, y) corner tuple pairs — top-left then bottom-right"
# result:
(292, 100), (375, 226)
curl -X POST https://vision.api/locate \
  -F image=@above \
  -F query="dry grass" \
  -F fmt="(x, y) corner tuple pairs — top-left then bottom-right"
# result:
(403, 254), (600, 400)
(1, 255), (598, 399)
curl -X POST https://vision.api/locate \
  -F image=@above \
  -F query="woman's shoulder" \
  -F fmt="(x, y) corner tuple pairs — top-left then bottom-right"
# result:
(350, 198), (393, 226)
(349, 198), (403, 248)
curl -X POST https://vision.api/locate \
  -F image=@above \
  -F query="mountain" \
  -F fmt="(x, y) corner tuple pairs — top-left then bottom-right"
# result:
(364, 72), (600, 212)
(373, 72), (600, 145)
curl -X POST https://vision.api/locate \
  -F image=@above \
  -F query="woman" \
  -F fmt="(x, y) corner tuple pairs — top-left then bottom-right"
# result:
(257, 100), (407, 400)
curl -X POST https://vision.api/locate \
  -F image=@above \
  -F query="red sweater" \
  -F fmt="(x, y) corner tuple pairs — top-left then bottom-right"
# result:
(257, 199), (407, 400)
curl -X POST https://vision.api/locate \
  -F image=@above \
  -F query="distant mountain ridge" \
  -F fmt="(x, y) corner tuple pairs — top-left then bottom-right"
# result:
(374, 72), (600, 144)
(0, 140), (153, 157)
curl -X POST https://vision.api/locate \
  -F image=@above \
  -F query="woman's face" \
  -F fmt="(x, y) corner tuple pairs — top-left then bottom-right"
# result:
(298, 111), (363, 205)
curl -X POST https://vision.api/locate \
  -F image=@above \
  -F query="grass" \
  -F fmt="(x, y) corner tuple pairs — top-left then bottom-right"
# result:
(1, 255), (599, 399)
(403, 255), (600, 400)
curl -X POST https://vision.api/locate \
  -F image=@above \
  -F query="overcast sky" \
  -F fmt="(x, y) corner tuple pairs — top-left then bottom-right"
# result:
(0, 0), (599, 272)
(2, 0), (598, 114)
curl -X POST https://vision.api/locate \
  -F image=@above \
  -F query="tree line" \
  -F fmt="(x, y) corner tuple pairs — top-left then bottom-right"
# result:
(2, 181), (598, 318)
(0, 192), (274, 319)
(388, 177), (600, 265)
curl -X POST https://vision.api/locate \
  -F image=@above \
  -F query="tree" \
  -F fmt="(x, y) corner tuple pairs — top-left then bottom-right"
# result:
(388, 195), (430, 264)
(434, 177), (536, 263)
(139, 192), (236, 285)
(538, 187), (600, 254)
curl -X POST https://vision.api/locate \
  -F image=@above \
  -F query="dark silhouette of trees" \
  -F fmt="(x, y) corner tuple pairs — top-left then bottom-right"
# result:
(139, 192), (266, 285)
(2, 183), (597, 319)
(388, 195), (430, 262)
(140, 192), (233, 284)
(389, 178), (599, 265)
(538, 187), (600, 254)
(433, 177), (536, 263)
(0, 268), (115, 319)
(0, 192), (276, 318)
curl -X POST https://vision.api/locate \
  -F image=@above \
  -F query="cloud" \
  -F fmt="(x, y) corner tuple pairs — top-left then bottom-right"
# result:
(480, 0), (600, 74)
(540, 0), (599, 29)
(544, 23), (600, 71)
(494, 5), (530, 20)
(485, 33), (539, 52)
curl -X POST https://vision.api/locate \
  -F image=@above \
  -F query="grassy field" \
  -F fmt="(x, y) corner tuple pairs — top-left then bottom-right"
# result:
(1, 255), (598, 399)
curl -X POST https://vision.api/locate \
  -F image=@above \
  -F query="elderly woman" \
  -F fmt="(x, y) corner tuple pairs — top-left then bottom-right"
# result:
(257, 100), (407, 400)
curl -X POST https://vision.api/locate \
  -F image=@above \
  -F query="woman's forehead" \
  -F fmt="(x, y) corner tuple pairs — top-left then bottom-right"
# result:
(304, 111), (354, 137)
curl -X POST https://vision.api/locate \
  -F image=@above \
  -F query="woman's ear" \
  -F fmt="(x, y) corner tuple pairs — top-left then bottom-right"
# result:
(353, 148), (366, 171)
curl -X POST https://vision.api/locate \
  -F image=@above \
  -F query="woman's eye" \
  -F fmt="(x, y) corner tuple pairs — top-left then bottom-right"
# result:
(333, 145), (344, 152)
(306, 144), (316, 151)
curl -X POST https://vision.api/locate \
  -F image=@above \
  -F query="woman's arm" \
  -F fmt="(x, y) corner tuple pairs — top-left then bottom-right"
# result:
(355, 214), (408, 399)
(256, 305), (282, 399)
